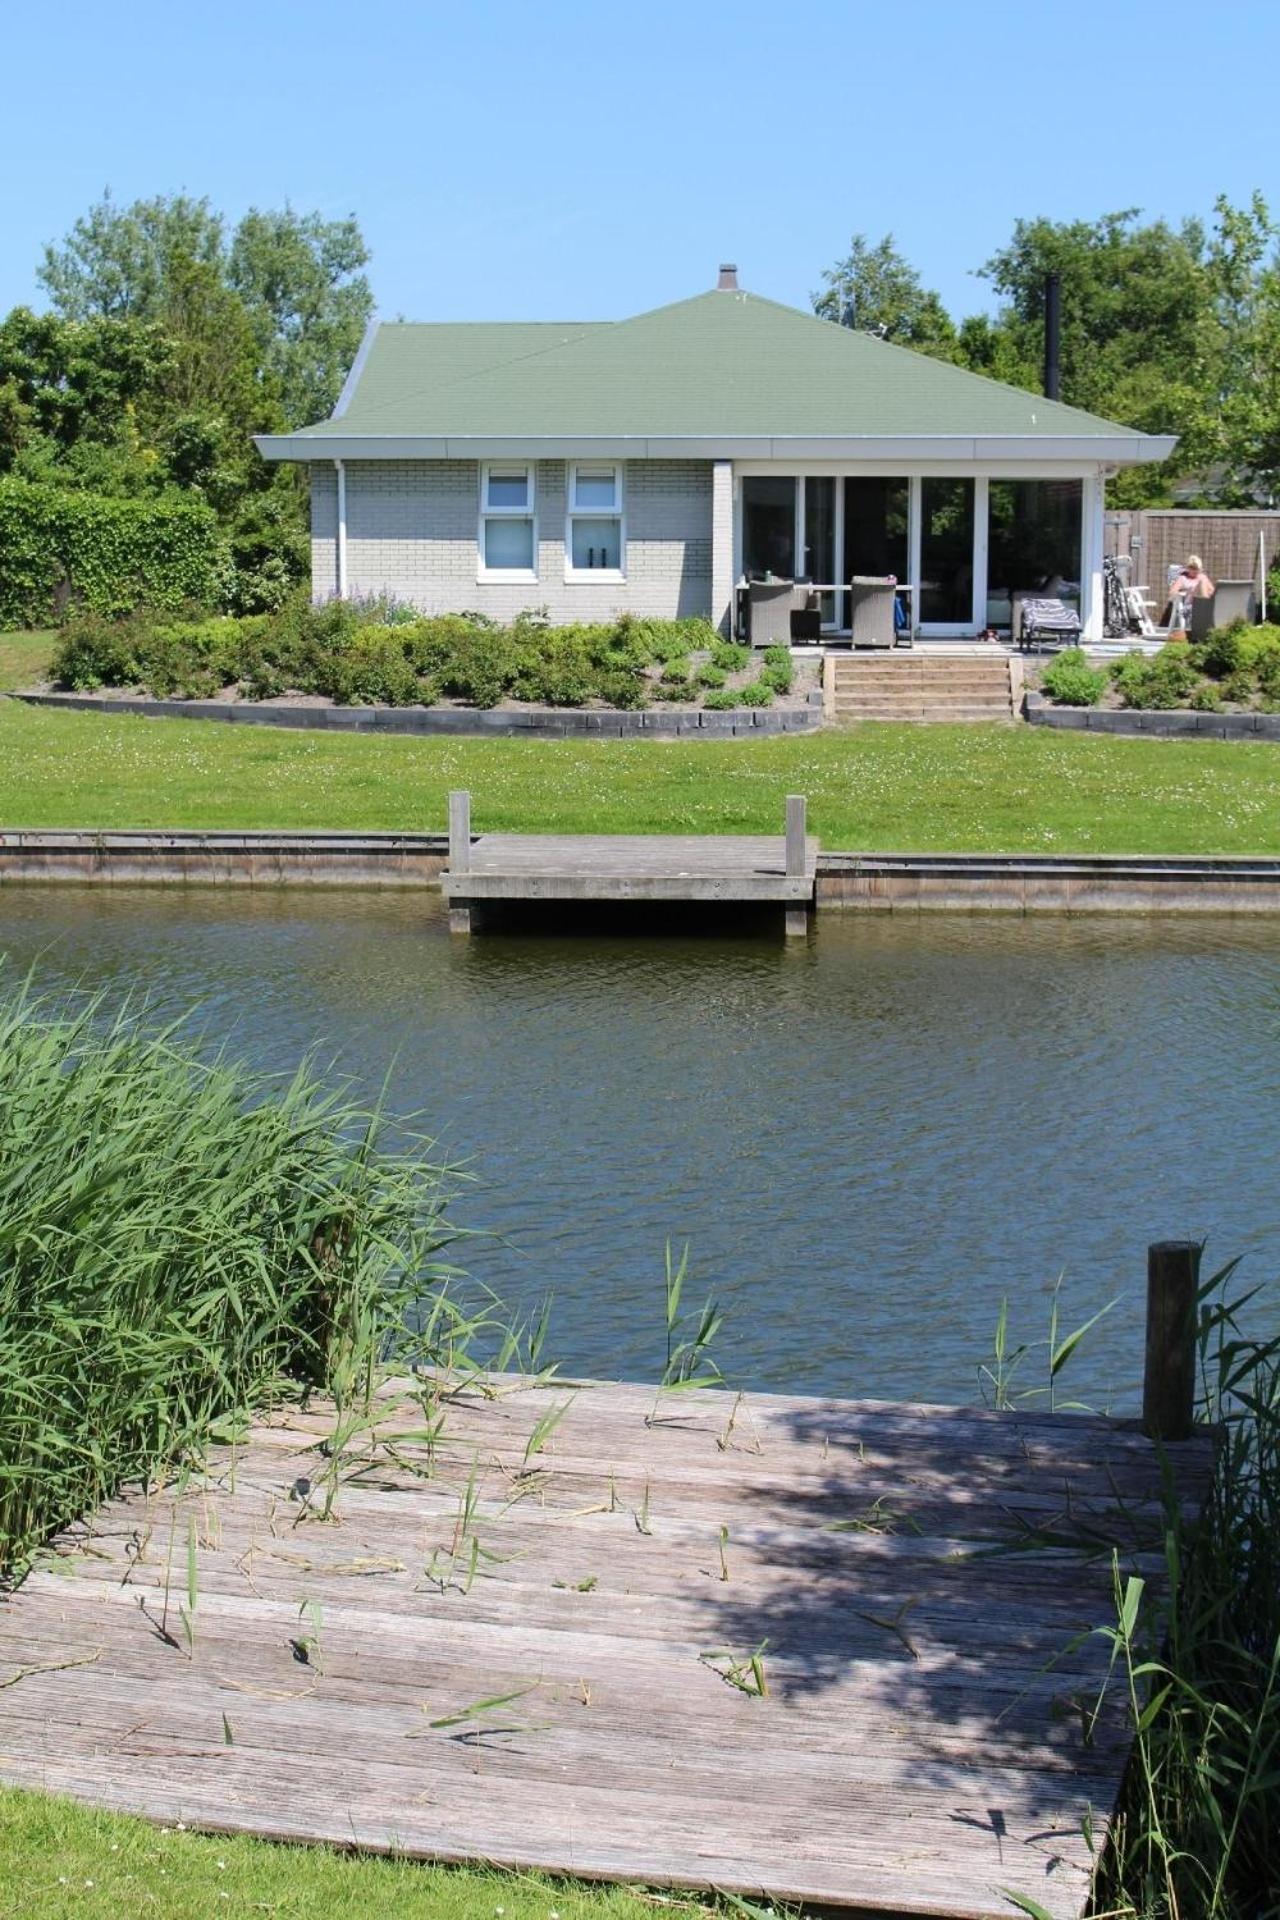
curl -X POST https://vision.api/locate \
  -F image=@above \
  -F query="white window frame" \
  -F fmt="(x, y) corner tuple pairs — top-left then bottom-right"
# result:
(565, 462), (626, 582)
(478, 462), (538, 581)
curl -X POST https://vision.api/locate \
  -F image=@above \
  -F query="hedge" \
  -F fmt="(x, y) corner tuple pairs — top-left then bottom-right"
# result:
(0, 478), (227, 627)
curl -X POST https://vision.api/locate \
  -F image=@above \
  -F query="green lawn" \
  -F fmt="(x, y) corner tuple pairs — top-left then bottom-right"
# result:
(0, 1786), (710, 1920)
(0, 630), (55, 693)
(2, 695), (1280, 852)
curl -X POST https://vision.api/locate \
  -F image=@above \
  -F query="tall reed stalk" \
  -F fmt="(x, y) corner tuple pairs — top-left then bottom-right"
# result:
(1091, 1260), (1280, 1918)
(0, 985), (456, 1577)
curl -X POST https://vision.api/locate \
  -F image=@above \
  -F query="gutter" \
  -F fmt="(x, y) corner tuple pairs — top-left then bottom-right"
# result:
(334, 459), (347, 597)
(255, 432), (1178, 466)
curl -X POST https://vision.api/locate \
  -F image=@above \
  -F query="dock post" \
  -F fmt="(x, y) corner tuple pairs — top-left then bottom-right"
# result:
(1142, 1240), (1200, 1441)
(785, 794), (808, 938)
(448, 790), (472, 935)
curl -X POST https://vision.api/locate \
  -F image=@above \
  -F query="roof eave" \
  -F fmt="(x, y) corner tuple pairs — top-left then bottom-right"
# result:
(255, 431), (1176, 466)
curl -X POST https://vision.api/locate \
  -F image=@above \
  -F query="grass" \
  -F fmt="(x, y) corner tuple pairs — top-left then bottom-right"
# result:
(0, 1785), (701, 1920)
(4, 696), (1280, 851)
(0, 628), (55, 691)
(0, 984), (456, 1576)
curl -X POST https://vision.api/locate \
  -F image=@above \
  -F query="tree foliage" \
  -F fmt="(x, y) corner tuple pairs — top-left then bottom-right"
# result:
(812, 233), (957, 358)
(1, 191), (373, 617)
(815, 201), (1280, 506)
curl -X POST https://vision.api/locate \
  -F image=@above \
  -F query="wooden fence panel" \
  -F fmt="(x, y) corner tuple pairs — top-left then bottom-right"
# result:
(1108, 510), (1280, 604)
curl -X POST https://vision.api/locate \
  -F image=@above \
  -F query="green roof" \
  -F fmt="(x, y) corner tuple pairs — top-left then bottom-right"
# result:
(292, 290), (1146, 443)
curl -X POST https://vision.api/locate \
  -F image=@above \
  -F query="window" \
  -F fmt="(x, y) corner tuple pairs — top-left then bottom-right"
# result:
(480, 464), (536, 576)
(566, 464), (624, 575)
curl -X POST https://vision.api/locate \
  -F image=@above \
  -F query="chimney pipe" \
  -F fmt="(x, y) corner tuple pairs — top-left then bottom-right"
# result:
(717, 263), (739, 291)
(1043, 271), (1061, 402)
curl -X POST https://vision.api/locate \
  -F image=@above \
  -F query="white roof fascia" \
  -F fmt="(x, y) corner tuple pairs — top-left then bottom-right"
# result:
(330, 318), (380, 419)
(255, 432), (1176, 466)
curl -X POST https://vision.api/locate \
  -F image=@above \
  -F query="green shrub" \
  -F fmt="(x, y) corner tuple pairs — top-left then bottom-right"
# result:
(1111, 646), (1200, 711)
(760, 660), (793, 694)
(49, 602), (716, 710)
(1222, 669), (1257, 706)
(0, 477), (226, 627)
(761, 645), (791, 668)
(1040, 648), (1107, 707)
(711, 641), (749, 673)
(701, 688), (739, 710)
(1195, 618), (1250, 679)
(595, 669), (648, 709)
(1257, 651), (1280, 702)
(315, 626), (426, 706)
(738, 679), (774, 707)
(622, 615), (717, 665)
(696, 664), (727, 690)
(1190, 683), (1223, 712)
(1196, 619), (1280, 681)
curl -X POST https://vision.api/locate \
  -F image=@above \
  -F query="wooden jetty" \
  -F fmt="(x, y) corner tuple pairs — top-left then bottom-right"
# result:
(441, 791), (818, 935)
(0, 1248), (1213, 1920)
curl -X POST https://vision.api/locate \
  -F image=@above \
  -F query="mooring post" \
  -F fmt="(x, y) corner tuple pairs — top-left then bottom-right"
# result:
(784, 794), (808, 938)
(1142, 1240), (1200, 1441)
(785, 793), (806, 877)
(447, 789), (472, 935)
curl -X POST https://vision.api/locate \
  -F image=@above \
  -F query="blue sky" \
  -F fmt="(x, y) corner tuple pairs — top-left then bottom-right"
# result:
(2, 0), (1276, 327)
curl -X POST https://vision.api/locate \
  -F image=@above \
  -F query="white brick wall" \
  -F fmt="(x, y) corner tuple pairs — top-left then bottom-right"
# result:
(309, 459), (713, 620)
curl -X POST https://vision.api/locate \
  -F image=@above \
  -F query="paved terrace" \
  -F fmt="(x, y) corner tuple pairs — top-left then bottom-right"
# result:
(0, 1373), (1212, 1919)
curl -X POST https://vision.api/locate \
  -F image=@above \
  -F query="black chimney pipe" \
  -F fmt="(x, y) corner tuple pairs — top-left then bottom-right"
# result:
(1043, 271), (1062, 402)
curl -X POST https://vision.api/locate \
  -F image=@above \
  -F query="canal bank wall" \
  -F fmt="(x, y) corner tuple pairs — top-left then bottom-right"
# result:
(7, 830), (1280, 910)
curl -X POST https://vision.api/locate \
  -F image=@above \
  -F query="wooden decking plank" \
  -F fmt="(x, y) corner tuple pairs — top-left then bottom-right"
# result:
(0, 1372), (1214, 1919)
(0, 1743), (1095, 1920)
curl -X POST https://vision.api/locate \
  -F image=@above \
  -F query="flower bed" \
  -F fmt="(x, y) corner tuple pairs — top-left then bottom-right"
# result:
(45, 599), (816, 715)
(1035, 620), (1280, 716)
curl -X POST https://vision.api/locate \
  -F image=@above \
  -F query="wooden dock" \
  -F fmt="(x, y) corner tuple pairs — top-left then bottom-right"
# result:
(0, 1370), (1212, 1918)
(440, 792), (818, 934)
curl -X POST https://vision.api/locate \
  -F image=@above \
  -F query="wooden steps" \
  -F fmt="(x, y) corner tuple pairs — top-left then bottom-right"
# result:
(830, 653), (1016, 725)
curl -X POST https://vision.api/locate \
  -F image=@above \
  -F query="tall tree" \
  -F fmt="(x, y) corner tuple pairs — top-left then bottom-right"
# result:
(1188, 193), (1280, 503)
(229, 208), (373, 427)
(813, 233), (957, 358)
(975, 210), (1208, 428)
(39, 193), (225, 323)
(39, 192), (372, 425)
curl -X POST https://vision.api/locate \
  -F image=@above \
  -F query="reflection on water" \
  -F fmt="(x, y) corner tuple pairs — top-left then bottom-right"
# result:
(3, 885), (1279, 1407)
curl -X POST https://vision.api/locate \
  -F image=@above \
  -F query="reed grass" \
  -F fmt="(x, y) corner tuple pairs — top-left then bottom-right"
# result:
(1089, 1259), (1280, 1919)
(0, 982), (456, 1577)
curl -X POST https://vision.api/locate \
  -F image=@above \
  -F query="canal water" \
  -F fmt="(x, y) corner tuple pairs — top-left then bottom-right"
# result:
(4, 886), (1279, 1409)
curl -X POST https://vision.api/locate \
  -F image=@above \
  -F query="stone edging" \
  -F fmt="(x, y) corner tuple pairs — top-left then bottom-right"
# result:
(9, 691), (824, 737)
(0, 828), (449, 887)
(1025, 689), (1280, 740)
(6, 830), (1280, 910)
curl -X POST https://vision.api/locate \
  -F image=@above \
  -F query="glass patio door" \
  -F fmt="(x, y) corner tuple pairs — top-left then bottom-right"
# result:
(803, 477), (836, 625)
(919, 478), (975, 629)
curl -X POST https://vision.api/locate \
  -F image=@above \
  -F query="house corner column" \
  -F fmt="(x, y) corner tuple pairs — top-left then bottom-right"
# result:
(711, 460), (734, 636)
(1081, 471), (1105, 642)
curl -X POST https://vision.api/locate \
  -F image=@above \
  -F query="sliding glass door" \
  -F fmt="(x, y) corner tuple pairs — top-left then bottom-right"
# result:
(986, 480), (1082, 628)
(742, 477), (796, 579)
(919, 479), (975, 627)
(803, 477), (836, 623)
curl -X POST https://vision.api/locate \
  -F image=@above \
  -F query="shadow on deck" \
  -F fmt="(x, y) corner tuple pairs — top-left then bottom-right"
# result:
(0, 1374), (1213, 1919)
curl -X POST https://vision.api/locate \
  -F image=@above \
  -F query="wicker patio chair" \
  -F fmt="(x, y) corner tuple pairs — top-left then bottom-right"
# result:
(847, 576), (898, 649)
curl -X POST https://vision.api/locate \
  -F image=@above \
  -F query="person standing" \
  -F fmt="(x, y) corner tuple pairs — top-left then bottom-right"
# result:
(1165, 555), (1215, 635)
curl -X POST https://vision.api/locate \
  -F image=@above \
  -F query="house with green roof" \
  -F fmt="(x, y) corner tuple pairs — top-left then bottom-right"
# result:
(255, 266), (1174, 642)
